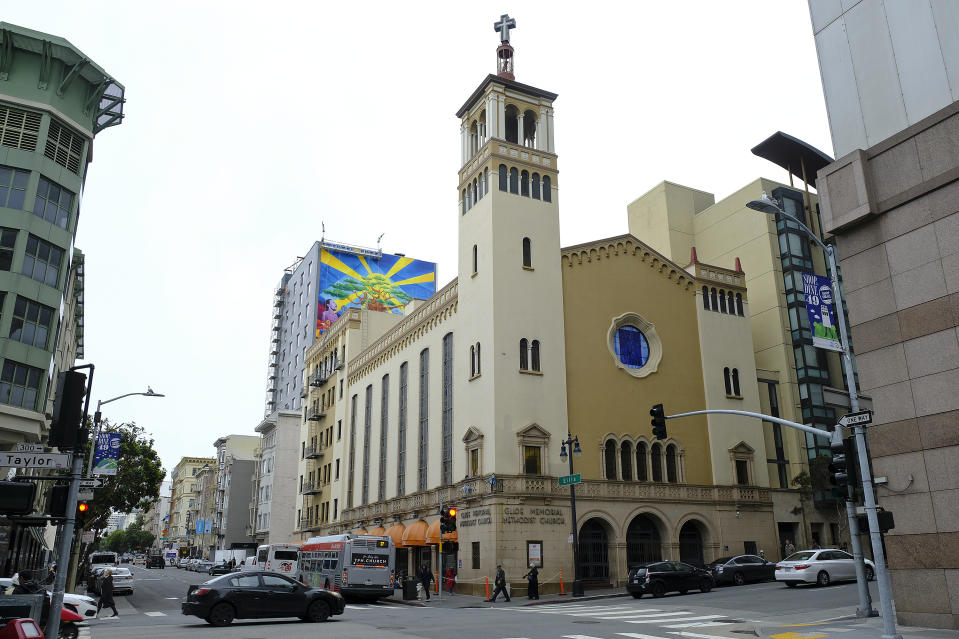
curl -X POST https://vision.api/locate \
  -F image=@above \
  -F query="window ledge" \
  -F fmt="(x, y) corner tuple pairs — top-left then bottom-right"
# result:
(725, 394), (744, 400)
(469, 373), (482, 381)
(519, 369), (543, 376)
(522, 266), (534, 271)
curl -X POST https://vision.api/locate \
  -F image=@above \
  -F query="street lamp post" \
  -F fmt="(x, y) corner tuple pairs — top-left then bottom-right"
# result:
(559, 433), (584, 597)
(86, 388), (165, 477)
(747, 193), (901, 639)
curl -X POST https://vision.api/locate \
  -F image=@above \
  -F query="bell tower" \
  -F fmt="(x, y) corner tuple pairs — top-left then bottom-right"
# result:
(454, 15), (569, 476)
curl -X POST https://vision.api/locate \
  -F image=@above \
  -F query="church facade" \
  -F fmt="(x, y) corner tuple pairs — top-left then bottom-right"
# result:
(297, 19), (783, 594)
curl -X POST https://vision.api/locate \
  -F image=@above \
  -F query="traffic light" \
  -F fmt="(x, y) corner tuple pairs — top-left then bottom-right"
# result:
(650, 404), (667, 440)
(0, 481), (36, 516)
(48, 370), (88, 450)
(828, 437), (851, 490)
(48, 484), (69, 518)
(447, 508), (457, 533)
(77, 501), (89, 514)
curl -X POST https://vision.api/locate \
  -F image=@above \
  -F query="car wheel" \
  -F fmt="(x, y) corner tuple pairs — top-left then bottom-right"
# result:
(699, 578), (712, 593)
(784, 582), (798, 588)
(817, 571), (831, 587)
(630, 592), (643, 599)
(650, 581), (666, 598)
(306, 599), (331, 623)
(207, 603), (236, 627)
(733, 572), (745, 586)
(58, 623), (79, 639)
(865, 566), (875, 581)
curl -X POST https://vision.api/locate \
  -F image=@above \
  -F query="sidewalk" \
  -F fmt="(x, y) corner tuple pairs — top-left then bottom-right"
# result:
(385, 585), (628, 608)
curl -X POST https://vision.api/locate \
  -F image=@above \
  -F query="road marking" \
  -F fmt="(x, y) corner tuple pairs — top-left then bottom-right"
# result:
(617, 634), (671, 639)
(668, 633), (731, 639)
(569, 607), (646, 616)
(165, 597), (179, 600)
(662, 621), (727, 629)
(144, 611), (167, 616)
(561, 635), (604, 639)
(596, 612), (689, 620)
(820, 628), (855, 632)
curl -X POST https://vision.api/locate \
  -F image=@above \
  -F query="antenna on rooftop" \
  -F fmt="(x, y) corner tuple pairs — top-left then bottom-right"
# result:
(321, 222), (325, 244)
(377, 233), (385, 252)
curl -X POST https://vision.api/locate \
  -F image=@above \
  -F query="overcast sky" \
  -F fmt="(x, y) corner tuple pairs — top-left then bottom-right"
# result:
(5, 2), (831, 478)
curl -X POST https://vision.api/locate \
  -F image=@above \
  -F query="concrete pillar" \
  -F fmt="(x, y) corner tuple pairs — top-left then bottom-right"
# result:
(517, 114), (525, 147)
(497, 95), (506, 139)
(461, 123), (467, 164)
(546, 109), (555, 152)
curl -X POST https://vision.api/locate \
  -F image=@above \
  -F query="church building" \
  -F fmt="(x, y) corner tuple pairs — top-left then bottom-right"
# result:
(301, 16), (782, 594)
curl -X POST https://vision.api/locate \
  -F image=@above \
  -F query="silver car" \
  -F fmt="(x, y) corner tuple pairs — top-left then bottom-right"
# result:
(775, 549), (875, 587)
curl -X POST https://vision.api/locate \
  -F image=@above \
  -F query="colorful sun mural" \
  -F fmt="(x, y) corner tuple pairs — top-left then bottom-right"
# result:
(316, 248), (437, 336)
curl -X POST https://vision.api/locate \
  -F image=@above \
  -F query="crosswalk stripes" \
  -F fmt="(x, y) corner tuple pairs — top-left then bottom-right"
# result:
(508, 601), (740, 634)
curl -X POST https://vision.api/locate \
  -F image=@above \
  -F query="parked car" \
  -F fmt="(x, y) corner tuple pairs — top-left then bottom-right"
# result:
(181, 571), (345, 626)
(626, 561), (714, 598)
(146, 555), (165, 569)
(55, 591), (98, 620)
(707, 554), (776, 586)
(208, 562), (233, 576)
(775, 549), (876, 587)
(185, 559), (199, 571)
(194, 561), (214, 573)
(96, 567), (135, 595)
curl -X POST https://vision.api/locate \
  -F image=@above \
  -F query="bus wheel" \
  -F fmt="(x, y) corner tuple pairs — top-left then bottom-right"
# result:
(306, 600), (330, 623)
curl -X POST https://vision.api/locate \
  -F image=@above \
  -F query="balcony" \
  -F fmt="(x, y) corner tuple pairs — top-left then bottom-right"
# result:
(309, 372), (329, 387)
(304, 445), (324, 459)
(301, 481), (321, 495)
(298, 517), (318, 531)
(307, 408), (326, 421)
(334, 361), (343, 371)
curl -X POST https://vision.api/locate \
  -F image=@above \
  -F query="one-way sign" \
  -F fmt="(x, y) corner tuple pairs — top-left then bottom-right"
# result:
(78, 479), (103, 488)
(838, 410), (872, 428)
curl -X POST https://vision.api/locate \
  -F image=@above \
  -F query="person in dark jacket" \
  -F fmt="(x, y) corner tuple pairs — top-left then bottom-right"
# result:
(418, 564), (433, 601)
(97, 569), (119, 617)
(523, 563), (539, 600)
(487, 564), (510, 602)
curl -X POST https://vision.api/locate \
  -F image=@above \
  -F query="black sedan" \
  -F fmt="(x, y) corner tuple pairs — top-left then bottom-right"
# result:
(182, 571), (345, 626)
(707, 554), (776, 586)
(626, 561), (714, 598)
(207, 562), (234, 576)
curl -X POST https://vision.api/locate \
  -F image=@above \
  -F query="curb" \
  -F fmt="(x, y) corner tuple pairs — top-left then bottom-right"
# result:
(384, 591), (629, 608)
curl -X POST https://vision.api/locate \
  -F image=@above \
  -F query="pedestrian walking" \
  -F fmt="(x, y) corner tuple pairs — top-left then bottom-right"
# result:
(444, 567), (456, 595)
(487, 564), (510, 602)
(418, 563), (434, 601)
(523, 563), (539, 600)
(96, 569), (119, 618)
(783, 539), (796, 558)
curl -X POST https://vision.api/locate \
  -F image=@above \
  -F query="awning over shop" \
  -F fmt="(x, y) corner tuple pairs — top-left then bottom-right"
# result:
(425, 519), (458, 544)
(401, 520), (428, 547)
(368, 526), (386, 536)
(385, 523), (406, 549)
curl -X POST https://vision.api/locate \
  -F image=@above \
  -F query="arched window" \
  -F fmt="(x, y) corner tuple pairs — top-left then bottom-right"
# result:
(484, 167), (489, 196)
(498, 164), (508, 191)
(719, 289), (727, 313)
(702, 286), (709, 310)
(620, 441), (633, 481)
(475, 342), (481, 375)
(519, 338), (529, 370)
(636, 442), (648, 481)
(531, 340), (540, 371)
(724, 367), (732, 395)
(509, 167), (519, 194)
(531, 172), (540, 199)
(522, 237), (532, 268)
(472, 244), (478, 274)
(473, 178), (479, 205)
(523, 109), (537, 147)
(728, 290), (735, 313)
(604, 440), (617, 480)
(505, 105), (519, 143)
(470, 345), (476, 377)
(521, 170), (530, 197)
(651, 443), (663, 482)
(462, 189), (467, 215)
(666, 445), (678, 483)
(543, 176), (552, 202)
(736, 293), (744, 316)
(732, 368), (740, 396)
(466, 184), (472, 211)
(710, 287), (718, 309)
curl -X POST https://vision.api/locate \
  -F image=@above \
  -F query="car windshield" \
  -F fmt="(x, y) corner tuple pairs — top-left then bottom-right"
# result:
(784, 551), (816, 561)
(708, 556), (733, 565)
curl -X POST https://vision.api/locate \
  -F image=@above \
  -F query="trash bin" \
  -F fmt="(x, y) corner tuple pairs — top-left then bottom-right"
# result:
(403, 577), (418, 600)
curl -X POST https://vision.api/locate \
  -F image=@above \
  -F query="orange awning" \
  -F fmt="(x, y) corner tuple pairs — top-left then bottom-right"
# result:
(353, 528), (368, 535)
(401, 520), (428, 547)
(425, 519), (458, 544)
(368, 526), (386, 536)
(385, 523), (406, 549)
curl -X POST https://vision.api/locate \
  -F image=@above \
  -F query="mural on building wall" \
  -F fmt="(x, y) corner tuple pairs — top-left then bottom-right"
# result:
(317, 248), (437, 335)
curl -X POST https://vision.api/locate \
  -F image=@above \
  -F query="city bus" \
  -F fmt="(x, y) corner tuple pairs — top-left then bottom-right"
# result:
(298, 534), (395, 600)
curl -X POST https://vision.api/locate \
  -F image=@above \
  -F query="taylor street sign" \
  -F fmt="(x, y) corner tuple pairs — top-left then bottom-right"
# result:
(1, 452), (70, 469)
(838, 410), (873, 428)
(558, 473), (582, 486)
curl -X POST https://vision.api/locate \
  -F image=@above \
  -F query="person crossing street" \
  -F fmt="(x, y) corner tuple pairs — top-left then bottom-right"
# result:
(487, 564), (510, 602)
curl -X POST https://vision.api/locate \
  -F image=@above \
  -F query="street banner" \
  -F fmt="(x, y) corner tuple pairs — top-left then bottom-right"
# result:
(92, 432), (122, 475)
(802, 272), (842, 352)
(195, 519), (203, 534)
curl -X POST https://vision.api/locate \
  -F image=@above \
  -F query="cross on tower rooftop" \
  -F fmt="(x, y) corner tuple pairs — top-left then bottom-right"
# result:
(494, 14), (516, 43)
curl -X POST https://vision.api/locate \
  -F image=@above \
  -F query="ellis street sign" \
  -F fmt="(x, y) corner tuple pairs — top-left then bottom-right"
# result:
(558, 473), (582, 486)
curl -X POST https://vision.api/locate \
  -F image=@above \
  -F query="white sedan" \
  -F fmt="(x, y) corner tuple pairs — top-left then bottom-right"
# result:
(58, 592), (98, 619)
(775, 549), (875, 587)
(110, 567), (135, 594)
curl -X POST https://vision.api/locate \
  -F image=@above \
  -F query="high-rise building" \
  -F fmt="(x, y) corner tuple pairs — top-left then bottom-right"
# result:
(809, 0), (959, 628)
(0, 21), (124, 576)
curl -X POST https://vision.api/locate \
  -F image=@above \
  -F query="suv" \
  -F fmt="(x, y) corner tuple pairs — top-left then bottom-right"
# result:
(146, 555), (165, 569)
(626, 561), (714, 598)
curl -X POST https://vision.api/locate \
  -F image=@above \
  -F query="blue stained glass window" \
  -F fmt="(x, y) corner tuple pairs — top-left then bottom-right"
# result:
(614, 325), (649, 369)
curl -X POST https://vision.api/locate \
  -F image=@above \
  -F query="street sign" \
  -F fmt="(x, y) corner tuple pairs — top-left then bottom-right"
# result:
(78, 479), (104, 488)
(558, 473), (581, 486)
(1, 452), (70, 469)
(15, 443), (44, 453)
(838, 410), (872, 428)
(81, 531), (94, 543)
(78, 490), (94, 500)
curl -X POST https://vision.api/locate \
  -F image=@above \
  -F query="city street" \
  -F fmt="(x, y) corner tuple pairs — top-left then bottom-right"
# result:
(72, 565), (933, 639)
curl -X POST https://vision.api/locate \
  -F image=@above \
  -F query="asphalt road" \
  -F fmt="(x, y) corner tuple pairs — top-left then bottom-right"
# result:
(80, 566), (885, 639)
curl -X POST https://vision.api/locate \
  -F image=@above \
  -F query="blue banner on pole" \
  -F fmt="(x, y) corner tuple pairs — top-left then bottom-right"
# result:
(92, 432), (122, 475)
(195, 519), (203, 534)
(802, 272), (842, 352)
